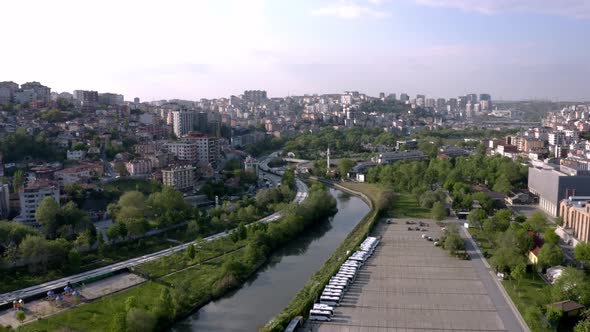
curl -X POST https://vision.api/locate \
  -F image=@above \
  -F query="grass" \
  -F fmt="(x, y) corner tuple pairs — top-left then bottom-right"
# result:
(503, 271), (552, 332)
(338, 182), (384, 203)
(20, 247), (247, 332)
(391, 192), (431, 218)
(341, 182), (430, 218)
(20, 281), (166, 332)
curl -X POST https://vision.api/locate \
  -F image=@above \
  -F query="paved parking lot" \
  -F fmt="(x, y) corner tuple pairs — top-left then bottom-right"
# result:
(314, 219), (507, 332)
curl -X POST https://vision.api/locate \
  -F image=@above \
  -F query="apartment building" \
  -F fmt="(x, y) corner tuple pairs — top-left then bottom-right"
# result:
(165, 141), (198, 163)
(125, 159), (153, 176)
(18, 179), (60, 224)
(162, 165), (196, 191)
(180, 132), (219, 168)
(560, 197), (590, 243)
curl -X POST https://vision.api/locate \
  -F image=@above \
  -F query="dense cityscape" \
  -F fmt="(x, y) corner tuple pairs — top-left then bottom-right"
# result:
(0, 79), (589, 331)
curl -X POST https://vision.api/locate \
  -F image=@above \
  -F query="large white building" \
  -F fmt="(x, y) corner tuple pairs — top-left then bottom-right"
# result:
(162, 165), (196, 191)
(181, 133), (219, 168)
(20, 81), (51, 103)
(0, 81), (19, 104)
(165, 141), (198, 163)
(171, 110), (195, 137)
(18, 179), (60, 224)
(125, 159), (153, 176)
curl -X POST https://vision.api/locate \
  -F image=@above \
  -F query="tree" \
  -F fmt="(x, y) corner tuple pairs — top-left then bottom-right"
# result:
(431, 201), (446, 221)
(154, 287), (175, 322)
(107, 224), (122, 241)
(575, 242), (590, 267)
(467, 209), (486, 228)
(19, 235), (51, 273)
(126, 308), (157, 332)
(544, 228), (559, 245)
(35, 196), (60, 238)
(443, 233), (465, 254)
(510, 263), (526, 289)
(490, 247), (526, 273)
(16, 309), (25, 324)
(524, 306), (550, 331)
(338, 159), (355, 179)
(526, 212), (548, 233)
(552, 267), (590, 306)
(537, 243), (564, 269)
(545, 306), (563, 325)
(186, 244), (196, 260)
(575, 319), (590, 332)
(492, 174), (512, 194)
(68, 248), (82, 271)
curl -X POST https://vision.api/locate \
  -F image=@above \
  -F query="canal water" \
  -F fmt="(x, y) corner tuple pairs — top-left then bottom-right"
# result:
(172, 188), (370, 331)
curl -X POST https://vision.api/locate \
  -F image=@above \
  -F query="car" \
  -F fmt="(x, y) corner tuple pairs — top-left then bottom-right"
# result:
(405, 221), (410, 225)
(415, 227), (421, 231)
(434, 241), (441, 246)
(386, 219), (392, 224)
(421, 234), (426, 239)
(427, 237), (434, 241)
(408, 227), (413, 231)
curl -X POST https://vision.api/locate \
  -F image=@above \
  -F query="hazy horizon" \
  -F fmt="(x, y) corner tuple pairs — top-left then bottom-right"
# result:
(2, 0), (589, 102)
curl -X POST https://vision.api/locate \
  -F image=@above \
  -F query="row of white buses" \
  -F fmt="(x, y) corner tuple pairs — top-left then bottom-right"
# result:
(309, 236), (380, 322)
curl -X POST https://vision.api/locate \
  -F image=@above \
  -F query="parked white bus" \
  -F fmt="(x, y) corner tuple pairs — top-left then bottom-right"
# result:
(309, 309), (332, 321)
(320, 296), (340, 306)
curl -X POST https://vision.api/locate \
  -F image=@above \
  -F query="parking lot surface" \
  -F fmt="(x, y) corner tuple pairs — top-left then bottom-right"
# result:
(314, 219), (508, 332)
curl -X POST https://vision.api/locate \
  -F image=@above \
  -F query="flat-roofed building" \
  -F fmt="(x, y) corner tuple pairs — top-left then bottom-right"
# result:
(373, 150), (427, 165)
(560, 197), (590, 243)
(18, 179), (60, 224)
(162, 165), (196, 191)
(529, 164), (590, 217)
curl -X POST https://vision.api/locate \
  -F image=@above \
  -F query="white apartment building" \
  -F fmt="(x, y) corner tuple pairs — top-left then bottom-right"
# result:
(125, 159), (153, 176)
(162, 165), (196, 191)
(165, 142), (198, 163)
(180, 133), (219, 168)
(548, 132), (566, 146)
(171, 110), (194, 137)
(18, 180), (60, 224)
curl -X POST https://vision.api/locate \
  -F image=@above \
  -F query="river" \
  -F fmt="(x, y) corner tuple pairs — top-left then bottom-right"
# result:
(172, 188), (370, 331)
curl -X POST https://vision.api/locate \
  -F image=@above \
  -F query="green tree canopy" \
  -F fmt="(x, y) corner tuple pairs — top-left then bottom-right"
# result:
(537, 243), (564, 269)
(35, 196), (60, 238)
(431, 201), (446, 221)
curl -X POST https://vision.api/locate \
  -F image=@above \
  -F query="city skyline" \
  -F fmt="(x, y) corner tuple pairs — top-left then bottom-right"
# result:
(2, 0), (589, 101)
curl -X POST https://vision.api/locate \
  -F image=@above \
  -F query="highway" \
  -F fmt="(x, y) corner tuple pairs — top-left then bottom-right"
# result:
(0, 156), (307, 308)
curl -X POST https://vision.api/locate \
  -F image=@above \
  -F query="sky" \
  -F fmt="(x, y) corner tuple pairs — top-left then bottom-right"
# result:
(1, 0), (589, 101)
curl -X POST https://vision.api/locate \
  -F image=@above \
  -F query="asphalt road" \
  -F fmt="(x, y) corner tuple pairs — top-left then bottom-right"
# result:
(0, 167), (308, 308)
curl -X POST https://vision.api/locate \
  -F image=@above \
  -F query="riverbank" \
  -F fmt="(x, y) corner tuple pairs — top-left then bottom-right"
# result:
(18, 184), (335, 332)
(262, 180), (392, 331)
(172, 187), (369, 331)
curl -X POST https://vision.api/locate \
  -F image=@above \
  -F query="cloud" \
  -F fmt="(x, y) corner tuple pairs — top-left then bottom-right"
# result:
(311, 1), (390, 19)
(413, 0), (590, 18)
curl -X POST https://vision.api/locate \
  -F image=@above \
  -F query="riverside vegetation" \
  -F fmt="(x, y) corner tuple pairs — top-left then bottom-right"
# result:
(18, 183), (337, 332)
